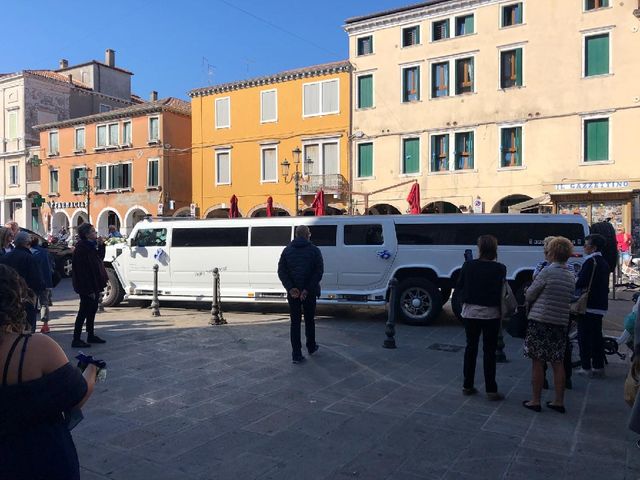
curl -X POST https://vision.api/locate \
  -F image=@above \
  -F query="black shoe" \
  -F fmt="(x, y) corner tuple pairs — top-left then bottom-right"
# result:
(308, 344), (319, 355)
(71, 339), (91, 348)
(543, 378), (549, 390)
(522, 400), (541, 412)
(292, 356), (306, 364)
(546, 401), (566, 414)
(87, 335), (106, 344)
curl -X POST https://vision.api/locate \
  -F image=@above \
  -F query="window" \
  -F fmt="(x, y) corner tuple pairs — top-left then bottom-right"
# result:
(304, 140), (339, 176)
(430, 135), (449, 172)
(261, 147), (278, 182)
(357, 36), (373, 56)
(455, 14), (474, 36)
(122, 121), (132, 145)
(402, 66), (420, 102)
(251, 227), (292, 246)
(260, 90), (277, 123)
(149, 116), (160, 141)
(108, 163), (132, 189)
(99, 104), (112, 113)
(357, 143), (373, 178)
(357, 74), (373, 109)
(585, 0), (609, 10)
(133, 228), (167, 247)
(402, 26), (420, 47)
(75, 127), (85, 150)
(455, 58), (474, 94)
(431, 62), (449, 98)
(95, 165), (107, 191)
(308, 225), (337, 247)
(584, 33), (610, 77)
(49, 170), (59, 194)
(454, 132), (474, 170)
(148, 158), (159, 187)
(97, 125), (107, 147)
(97, 123), (118, 147)
(432, 19), (450, 41)
(48, 131), (59, 155)
(216, 150), (231, 185)
(584, 118), (609, 162)
(173, 227), (248, 247)
(303, 79), (339, 117)
(344, 224), (384, 246)
(500, 48), (523, 88)
(500, 126), (523, 167)
(502, 3), (523, 27)
(9, 164), (18, 185)
(7, 111), (18, 139)
(402, 138), (420, 174)
(71, 167), (87, 192)
(108, 124), (118, 146)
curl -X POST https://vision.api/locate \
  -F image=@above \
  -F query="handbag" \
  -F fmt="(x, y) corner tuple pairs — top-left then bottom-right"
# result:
(624, 361), (640, 407)
(506, 305), (528, 338)
(570, 258), (597, 315)
(501, 280), (518, 320)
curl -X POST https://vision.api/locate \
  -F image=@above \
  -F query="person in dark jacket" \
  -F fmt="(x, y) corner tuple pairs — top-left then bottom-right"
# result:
(0, 231), (44, 332)
(30, 235), (54, 333)
(456, 235), (506, 401)
(277, 225), (324, 363)
(575, 233), (610, 377)
(71, 223), (108, 348)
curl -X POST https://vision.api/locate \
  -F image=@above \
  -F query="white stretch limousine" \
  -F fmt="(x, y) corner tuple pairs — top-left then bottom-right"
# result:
(102, 214), (589, 325)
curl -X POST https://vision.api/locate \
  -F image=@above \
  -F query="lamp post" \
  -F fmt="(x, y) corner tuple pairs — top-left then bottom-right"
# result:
(77, 167), (98, 222)
(281, 146), (313, 216)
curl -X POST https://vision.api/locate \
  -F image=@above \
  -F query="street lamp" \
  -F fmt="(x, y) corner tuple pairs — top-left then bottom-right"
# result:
(281, 146), (313, 216)
(77, 167), (98, 222)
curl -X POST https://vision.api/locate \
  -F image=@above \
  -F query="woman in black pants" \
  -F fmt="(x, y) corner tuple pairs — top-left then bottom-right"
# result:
(457, 235), (506, 401)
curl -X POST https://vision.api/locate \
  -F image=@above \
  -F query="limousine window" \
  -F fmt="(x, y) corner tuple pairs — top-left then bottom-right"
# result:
(172, 227), (248, 247)
(344, 224), (384, 245)
(309, 225), (337, 247)
(395, 223), (585, 246)
(251, 226), (292, 246)
(134, 228), (167, 247)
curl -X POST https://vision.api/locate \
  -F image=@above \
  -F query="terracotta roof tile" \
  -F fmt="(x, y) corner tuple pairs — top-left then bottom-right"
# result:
(25, 70), (92, 89)
(344, 0), (451, 24)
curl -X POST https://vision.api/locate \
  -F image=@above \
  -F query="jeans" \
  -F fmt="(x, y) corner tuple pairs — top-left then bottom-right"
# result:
(577, 312), (604, 370)
(74, 294), (99, 340)
(38, 289), (51, 322)
(463, 317), (500, 393)
(288, 295), (317, 359)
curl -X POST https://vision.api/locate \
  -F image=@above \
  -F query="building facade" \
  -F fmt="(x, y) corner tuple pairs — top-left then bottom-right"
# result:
(36, 97), (191, 236)
(189, 61), (352, 218)
(0, 49), (136, 232)
(345, 0), (640, 239)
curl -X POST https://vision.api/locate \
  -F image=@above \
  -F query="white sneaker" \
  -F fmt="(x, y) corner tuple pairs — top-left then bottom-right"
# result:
(591, 368), (605, 378)
(576, 368), (592, 377)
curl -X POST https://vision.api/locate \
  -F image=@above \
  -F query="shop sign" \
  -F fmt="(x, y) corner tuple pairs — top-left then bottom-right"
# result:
(473, 197), (485, 213)
(554, 181), (629, 191)
(47, 201), (88, 210)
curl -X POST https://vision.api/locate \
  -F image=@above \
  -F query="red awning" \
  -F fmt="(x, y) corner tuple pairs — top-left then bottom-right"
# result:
(229, 195), (240, 218)
(406, 183), (421, 214)
(312, 189), (325, 216)
(266, 196), (273, 217)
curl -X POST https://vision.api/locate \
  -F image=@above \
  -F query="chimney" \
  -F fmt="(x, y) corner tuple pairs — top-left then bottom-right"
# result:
(59, 59), (68, 69)
(67, 74), (73, 83)
(150, 91), (158, 101)
(105, 49), (115, 67)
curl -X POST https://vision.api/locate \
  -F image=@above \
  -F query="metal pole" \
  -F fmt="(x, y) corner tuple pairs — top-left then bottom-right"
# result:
(210, 268), (227, 325)
(383, 278), (398, 349)
(151, 264), (160, 316)
(294, 170), (300, 217)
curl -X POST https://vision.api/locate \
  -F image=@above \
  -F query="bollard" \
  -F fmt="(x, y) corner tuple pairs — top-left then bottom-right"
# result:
(151, 263), (161, 317)
(383, 278), (398, 349)
(209, 268), (227, 325)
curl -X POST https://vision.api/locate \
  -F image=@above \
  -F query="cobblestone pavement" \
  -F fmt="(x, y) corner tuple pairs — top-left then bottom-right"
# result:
(47, 280), (639, 480)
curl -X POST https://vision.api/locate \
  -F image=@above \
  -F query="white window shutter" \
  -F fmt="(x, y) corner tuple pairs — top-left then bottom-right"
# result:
(217, 152), (230, 183)
(322, 80), (339, 114)
(216, 98), (230, 128)
(303, 84), (320, 116)
(323, 142), (339, 174)
(261, 91), (277, 122)
(262, 148), (277, 181)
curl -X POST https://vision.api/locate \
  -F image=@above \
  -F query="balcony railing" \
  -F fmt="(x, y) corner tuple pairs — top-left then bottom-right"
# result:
(300, 174), (348, 195)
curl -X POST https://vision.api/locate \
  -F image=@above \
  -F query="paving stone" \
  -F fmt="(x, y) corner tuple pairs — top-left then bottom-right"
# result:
(243, 408), (309, 436)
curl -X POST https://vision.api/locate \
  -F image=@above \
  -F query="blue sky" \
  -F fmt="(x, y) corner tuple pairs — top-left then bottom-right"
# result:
(4, 0), (406, 100)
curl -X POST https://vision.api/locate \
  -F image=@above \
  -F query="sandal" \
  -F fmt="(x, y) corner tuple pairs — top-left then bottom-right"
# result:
(522, 400), (541, 412)
(546, 401), (566, 414)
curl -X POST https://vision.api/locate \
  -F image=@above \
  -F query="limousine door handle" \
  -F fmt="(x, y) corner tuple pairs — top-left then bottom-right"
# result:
(376, 249), (392, 260)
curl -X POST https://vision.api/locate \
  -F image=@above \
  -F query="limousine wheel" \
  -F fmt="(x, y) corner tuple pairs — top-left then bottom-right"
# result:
(397, 278), (442, 326)
(102, 268), (124, 307)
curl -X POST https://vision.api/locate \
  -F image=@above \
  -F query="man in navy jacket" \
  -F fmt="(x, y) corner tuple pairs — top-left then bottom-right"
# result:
(576, 233), (610, 377)
(278, 225), (324, 363)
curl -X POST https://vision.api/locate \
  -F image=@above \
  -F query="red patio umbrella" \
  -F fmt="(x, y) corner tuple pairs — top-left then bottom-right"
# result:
(266, 196), (274, 217)
(406, 183), (421, 214)
(312, 189), (326, 216)
(229, 195), (240, 218)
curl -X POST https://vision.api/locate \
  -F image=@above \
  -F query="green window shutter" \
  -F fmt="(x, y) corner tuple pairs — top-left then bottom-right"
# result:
(468, 132), (474, 169)
(515, 48), (523, 86)
(501, 129), (510, 167)
(430, 136), (437, 171)
(585, 119), (609, 161)
(466, 15), (474, 34)
(358, 75), (373, 108)
(586, 34), (609, 76)
(515, 127), (522, 166)
(515, 3), (523, 23)
(358, 143), (373, 177)
(443, 135), (449, 170)
(403, 138), (420, 174)
(444, 19), (450, 38)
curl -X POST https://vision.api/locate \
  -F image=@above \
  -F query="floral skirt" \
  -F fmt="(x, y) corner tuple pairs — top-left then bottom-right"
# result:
(523, 320), (568, 362)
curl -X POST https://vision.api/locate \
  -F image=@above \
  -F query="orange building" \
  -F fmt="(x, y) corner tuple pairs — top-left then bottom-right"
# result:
(189, 61), (352, 218)
(35, 96), (191, 236)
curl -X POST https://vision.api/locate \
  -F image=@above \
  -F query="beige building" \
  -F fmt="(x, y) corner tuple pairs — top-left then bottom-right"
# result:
(345, 0), (640, 242)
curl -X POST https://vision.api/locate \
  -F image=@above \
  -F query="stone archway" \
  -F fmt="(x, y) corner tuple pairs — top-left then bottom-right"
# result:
(251, 207), (290, 217)
(491, 195), (533, 214)
(367, 204), (402, 215)
(173, 207), (191, 217)
(206, 208), (231, 219)
(71, 209), (89, 230)
(422, 202), (462, 214)
(124, 206), (149, 235)
(96, 208), (123, 236)
(51, 211), (70, 236)
(300, 206), (345, 216)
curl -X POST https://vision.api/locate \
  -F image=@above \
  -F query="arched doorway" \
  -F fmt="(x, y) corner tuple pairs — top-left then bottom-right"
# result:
(71, 209), (88, 229)
(97, 208), (122, 236)
(51, 211), (70, 236)
(206, 208), (231, 219)
(422, 202), (462, 214)
(301, 206), (345, 216)
(124, 206), (149, 235)
(491, 195), (533, 214)
(367, 204), (401, 215)
(251, 208), (290, 217)
(173, 207), (191, 217)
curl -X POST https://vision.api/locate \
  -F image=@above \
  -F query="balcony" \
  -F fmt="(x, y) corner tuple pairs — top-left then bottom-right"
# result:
(300, 174), (348, 196)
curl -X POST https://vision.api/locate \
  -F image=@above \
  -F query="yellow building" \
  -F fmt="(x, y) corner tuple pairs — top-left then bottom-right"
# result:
(345, 0), (640, 238)
(189, 61), (352, 218)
